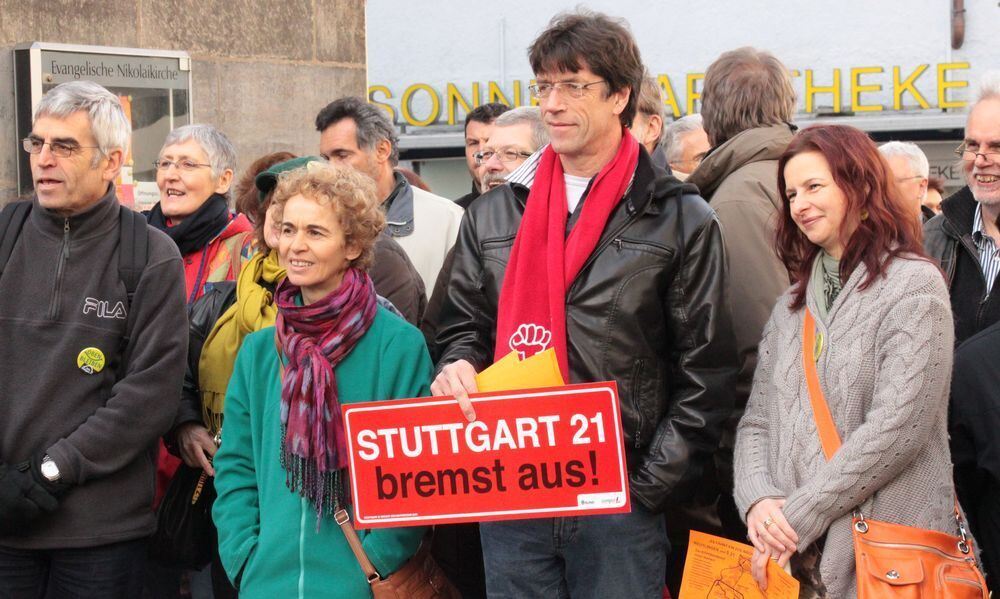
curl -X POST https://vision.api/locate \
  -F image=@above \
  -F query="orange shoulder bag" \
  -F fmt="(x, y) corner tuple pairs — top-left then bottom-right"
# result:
(802, 309), (988, 598)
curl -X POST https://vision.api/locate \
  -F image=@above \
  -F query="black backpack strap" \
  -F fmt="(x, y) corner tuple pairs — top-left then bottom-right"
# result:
(118, 207), (149, 309)
(0, 201), (33, 280)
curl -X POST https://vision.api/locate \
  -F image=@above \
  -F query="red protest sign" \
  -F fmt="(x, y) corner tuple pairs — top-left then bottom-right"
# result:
(341, 382), (630, 528)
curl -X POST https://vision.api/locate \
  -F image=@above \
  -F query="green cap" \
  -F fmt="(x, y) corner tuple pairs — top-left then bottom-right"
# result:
(254, 156), (326, 204)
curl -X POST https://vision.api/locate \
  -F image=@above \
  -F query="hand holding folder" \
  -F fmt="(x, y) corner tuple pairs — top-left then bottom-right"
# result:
(474, 349), (565, 393)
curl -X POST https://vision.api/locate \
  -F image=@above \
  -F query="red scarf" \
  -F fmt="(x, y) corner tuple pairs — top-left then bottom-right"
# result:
(495, 129), (639, 379)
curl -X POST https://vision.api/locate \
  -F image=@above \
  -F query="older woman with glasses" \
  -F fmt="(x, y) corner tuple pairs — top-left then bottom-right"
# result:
(212, 162), (434, 597)
(147, 124), (252, 304)
(145, 124), (253, 598)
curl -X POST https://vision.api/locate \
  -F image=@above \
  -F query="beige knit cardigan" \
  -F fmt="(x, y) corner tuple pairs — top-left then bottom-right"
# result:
(734, 255), (960, 598)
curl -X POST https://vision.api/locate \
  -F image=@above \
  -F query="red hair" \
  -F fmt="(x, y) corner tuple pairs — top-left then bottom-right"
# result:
(775, 125), (927, 309)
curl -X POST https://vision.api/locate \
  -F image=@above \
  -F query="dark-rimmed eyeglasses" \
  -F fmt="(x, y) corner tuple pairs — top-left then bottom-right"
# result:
(955, 143), (1000, 163)
(153, 159), (213, 172)
(22, 137), (100, 158)
(474, 149), (534, 166)
(528, 80), (607, 100)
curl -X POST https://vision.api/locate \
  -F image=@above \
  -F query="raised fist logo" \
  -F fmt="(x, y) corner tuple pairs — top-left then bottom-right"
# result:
(508, 323), (552, 360)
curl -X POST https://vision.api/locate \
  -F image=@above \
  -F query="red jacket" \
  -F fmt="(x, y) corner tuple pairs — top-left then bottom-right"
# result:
(180, 214), (253, 303)
(157, 213), (253, 506)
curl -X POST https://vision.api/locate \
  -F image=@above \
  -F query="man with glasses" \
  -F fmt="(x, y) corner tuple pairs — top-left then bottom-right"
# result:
(432, 10), (736, 598)
(316, 96), (464, 293)
(925, 71), (1000, 346)
(879, 141), (933, 222)
(0, 81), (187, 597)
(476, 107), (549, 193)
(925, 70), (1000, 585)
(457, 103), (511, 209)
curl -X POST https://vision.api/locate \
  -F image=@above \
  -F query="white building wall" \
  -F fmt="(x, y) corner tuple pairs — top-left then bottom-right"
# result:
(368, 0), (1000, 198)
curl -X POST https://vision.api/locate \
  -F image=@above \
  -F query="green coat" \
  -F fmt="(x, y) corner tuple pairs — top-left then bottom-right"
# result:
(213, 307), (432, 599)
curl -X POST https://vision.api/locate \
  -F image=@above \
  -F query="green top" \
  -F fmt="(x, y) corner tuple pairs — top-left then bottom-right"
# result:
(212, 307), (433, 599)
(809, 251), (842, 322)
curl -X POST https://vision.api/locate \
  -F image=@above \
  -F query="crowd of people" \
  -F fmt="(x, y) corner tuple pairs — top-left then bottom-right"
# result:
(1, 8), (999, 599)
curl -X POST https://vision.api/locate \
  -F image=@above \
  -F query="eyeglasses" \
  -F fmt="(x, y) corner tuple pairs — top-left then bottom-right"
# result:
(955, 143), (1000, 163)
(895, 175), (925, 183)
(22, 137), (100, 158)
(528, 80), (607, 100)
(154, 159), (212, 172)
(474, 149), (533, 166)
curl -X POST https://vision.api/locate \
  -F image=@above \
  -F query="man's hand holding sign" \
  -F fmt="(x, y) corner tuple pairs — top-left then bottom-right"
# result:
(342, 349), (632, 526)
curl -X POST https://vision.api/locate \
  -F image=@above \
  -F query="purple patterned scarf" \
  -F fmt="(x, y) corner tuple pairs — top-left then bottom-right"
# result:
(274, 268), (377, 516)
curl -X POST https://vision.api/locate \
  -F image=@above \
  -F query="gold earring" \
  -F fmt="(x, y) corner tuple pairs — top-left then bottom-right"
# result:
(860, 210), (869, 220)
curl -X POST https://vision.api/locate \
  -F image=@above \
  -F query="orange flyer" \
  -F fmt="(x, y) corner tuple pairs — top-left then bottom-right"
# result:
(678, 530), (800, 599)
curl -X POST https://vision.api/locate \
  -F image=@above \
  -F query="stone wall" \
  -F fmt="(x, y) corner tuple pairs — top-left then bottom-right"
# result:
(0, 0), (367, 202)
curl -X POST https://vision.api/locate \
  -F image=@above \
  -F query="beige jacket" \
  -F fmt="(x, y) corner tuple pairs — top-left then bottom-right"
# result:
(687, 124), (794, 410)
(387, 184), (464, 294)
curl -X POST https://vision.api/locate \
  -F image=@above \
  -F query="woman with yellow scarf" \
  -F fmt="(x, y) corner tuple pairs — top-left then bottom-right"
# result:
(172, 154), (303, 475)
(165, 153), (300, 597)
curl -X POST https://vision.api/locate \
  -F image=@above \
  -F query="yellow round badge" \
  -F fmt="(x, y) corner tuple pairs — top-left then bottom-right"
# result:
(77, 347), (106, 375)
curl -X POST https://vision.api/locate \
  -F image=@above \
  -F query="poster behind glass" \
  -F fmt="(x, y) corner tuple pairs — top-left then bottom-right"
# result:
(15, 44), (193, 211)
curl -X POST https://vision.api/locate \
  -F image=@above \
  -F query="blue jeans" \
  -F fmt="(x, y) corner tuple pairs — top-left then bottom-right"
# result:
(0, 538), (146, 599)
(480, 502), (668, 599)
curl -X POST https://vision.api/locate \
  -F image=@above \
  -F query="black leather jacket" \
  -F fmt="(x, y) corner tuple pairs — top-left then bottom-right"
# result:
(434, 151), (739, 512)
(924, 186), (1000, 345)
(170, 281), (239, 439)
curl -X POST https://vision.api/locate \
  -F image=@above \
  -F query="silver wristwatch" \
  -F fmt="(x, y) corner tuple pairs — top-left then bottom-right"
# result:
(40, 454), (61, 482)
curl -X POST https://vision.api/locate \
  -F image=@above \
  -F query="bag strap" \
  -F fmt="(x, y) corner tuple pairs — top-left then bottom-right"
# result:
(118, 207), (149, 309)
(804, 309), (971, 533)
(802, 309), (842, 460)
(0, 201), (33, 281)
(334, 508), (383, 583)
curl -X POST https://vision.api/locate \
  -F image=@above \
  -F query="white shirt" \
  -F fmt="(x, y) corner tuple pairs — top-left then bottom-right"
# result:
(564, 174), (590, 215)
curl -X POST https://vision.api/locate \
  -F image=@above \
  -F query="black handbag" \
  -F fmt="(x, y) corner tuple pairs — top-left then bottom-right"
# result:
(148, 463), (217, 569)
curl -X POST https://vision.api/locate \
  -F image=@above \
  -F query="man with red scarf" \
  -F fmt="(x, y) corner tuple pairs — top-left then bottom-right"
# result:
(432, 10), (738, 599)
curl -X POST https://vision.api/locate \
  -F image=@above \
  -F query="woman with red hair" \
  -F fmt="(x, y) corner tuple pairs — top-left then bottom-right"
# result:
(733, 125), (980, 597)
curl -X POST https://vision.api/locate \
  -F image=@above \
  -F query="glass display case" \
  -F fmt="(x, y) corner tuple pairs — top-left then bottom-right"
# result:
(14, 42), (192, 210)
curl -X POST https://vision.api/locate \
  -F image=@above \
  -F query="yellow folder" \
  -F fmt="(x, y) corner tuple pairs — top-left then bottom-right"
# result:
(474, 349), (565, 393)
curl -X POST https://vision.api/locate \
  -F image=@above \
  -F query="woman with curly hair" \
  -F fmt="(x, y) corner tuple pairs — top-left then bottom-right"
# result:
(212, 163), (432, 598)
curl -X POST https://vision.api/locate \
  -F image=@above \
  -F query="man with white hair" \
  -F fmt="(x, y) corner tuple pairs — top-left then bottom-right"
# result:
(925, 71), (1000, 346)
(925, 70), (1000, 585)
(662, 114), (710, 180)
(878, 141), (932, 222)
(477, 106), (549, 193)
(0, 81), (187, 596)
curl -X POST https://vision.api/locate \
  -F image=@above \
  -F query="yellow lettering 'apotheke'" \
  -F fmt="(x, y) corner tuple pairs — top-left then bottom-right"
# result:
(938, 62), (970, 109)
(368, 61), (971, 125)
(806, 68), (842, 113)
(850, 66), (884, 112)
(893, 65), (931, 110)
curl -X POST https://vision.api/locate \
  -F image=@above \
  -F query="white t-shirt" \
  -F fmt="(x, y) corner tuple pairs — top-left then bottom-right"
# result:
(564, 174), (591, 215)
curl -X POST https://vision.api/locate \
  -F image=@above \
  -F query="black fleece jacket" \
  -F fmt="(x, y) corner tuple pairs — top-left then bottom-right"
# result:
(0, 188), (187, 549)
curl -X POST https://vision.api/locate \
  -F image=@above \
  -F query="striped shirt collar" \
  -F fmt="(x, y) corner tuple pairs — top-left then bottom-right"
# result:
(503, 143), (637, 197)
(972, 202), (1000, 294)
(505, 145), (547, 188)
(972, 202), (994, 244)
